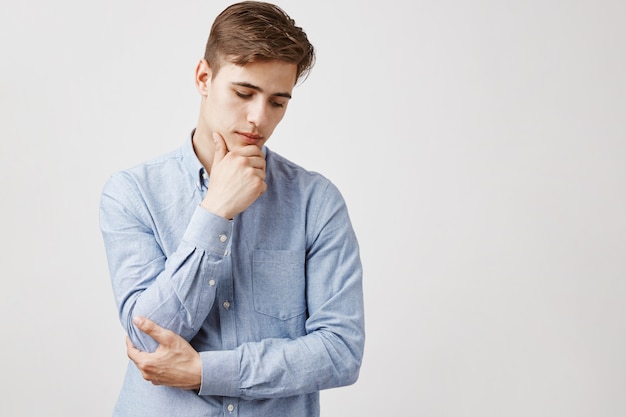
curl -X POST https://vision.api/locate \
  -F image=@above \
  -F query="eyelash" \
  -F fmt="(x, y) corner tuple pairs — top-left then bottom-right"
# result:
(236, 91), (252, 99)
(235, 91), (284, 108)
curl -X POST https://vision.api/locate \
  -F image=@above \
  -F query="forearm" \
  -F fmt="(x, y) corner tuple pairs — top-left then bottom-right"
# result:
(195, 181), (366, 399)
(199, 237), (365, 399)
(121, 207), (232, 351)
(198, 325), (364, 399)
(101, 183), (232, 351)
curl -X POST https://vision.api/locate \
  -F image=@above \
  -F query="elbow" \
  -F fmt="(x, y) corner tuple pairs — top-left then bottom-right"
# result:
(335, 337), (364, 388)
(120, 300), (159, 353)
(124, 314), (158, 353)
(343, 351), (363, 386)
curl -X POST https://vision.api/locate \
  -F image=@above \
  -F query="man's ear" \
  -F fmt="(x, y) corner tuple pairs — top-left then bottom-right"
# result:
(195, 59), (212, 96)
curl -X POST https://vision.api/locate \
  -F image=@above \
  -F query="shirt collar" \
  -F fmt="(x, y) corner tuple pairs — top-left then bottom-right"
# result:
(182, 129), (206, 189)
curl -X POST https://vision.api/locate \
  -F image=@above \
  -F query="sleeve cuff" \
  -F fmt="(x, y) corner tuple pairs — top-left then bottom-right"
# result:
(198, 349), (240, 397)
(182, 206), (233, 255)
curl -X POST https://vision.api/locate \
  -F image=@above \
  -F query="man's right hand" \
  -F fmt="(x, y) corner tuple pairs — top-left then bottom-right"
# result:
(200, 132), (267, 219)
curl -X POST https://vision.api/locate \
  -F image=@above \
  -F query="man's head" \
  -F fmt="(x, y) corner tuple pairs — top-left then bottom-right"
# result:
(204, 1), (315, 84)
(193, 2), (315, 156)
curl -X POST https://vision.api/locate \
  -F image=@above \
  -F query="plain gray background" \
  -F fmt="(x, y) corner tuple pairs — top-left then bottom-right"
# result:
(2, 0), (625, 415)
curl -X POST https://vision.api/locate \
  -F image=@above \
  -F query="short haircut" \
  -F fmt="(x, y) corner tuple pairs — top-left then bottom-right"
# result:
(204, 1), (315, 83)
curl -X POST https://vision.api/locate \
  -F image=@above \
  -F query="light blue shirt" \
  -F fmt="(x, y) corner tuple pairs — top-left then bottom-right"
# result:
(99, 133), (365, 417)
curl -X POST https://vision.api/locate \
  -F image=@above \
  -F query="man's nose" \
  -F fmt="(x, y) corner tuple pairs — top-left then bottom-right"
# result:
(247, 100), (269, 128)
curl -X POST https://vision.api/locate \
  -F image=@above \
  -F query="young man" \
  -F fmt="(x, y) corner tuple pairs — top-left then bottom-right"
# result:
(99, 2), (365, 416)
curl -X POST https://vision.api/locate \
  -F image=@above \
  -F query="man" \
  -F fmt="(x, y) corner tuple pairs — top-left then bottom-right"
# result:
(99, 2), (365, 416)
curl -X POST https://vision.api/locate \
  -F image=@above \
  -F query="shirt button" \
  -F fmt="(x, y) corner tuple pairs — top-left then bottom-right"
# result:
(223, 301), (231, 310)
(208, 279), (215, 286)
(227, 404), (235, 412)
(219, 234), (228, 243)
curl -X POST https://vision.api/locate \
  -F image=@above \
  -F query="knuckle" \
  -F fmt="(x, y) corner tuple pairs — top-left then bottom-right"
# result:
(233, 157), (247, 168)
(135, 358), (147, 370)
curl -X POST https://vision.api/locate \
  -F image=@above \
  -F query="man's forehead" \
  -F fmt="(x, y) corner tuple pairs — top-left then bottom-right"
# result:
(218, 61), (298, 92)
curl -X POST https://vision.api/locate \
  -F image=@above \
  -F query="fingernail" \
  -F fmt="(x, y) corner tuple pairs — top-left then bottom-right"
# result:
(212, 132), (218, 143)
(133, 316), (143, 326)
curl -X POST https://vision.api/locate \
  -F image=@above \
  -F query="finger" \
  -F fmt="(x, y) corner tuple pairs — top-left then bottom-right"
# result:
(133, 316), (172, 345)
(247, 155), (267, 171)
(254, 168), (267, 182)
(237, 144), (265, 158)
(230, 146), (265, 169)
(126, 336), (142, 360)
(212, 132), (228, 164)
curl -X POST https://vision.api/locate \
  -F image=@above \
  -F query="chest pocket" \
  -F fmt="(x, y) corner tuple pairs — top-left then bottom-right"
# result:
(252, 249), (306, 320)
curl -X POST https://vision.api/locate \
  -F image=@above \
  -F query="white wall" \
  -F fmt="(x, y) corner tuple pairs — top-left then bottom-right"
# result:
(2, 1), (625, 416)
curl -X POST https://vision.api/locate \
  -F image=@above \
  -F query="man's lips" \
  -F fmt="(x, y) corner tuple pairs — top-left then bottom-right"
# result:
(237, 132), (263, 145)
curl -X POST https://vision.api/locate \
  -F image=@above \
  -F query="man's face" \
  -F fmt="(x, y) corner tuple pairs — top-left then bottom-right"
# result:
(200, 60), (297, 151)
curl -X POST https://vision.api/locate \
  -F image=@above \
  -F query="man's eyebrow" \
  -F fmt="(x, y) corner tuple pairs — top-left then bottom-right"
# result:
(232, 82), (292, 99)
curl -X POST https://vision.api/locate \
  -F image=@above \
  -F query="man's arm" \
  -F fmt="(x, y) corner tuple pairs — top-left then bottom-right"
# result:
(100, 173), (231, 352)
(100, 133), (267, 353)
(126, 316), (202, 390)
(204, 182), (365, 399)
(127, 180), (365, 399)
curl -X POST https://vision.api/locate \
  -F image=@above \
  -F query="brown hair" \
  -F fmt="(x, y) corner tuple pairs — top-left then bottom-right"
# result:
(204, 1), (315, 83)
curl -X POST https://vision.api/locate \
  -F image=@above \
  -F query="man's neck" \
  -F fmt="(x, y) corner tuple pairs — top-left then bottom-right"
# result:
(192, 126), (215, 174)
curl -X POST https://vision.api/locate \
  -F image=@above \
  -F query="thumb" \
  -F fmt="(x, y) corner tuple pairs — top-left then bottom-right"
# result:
(133, 316), (172, 345)
(212, 132), (227, 164)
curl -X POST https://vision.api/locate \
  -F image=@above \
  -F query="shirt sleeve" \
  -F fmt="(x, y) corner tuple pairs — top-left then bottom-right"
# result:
(99, 172), (231, 352)
(198, 180), (365, 399)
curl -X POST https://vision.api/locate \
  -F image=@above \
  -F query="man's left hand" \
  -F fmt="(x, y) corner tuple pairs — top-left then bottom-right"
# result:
(126, 316), (202, 390)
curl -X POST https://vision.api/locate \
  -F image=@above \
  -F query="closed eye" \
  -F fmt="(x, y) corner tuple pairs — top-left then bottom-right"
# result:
(235, 89), (286, 108)
(236, 91), (252, 99)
